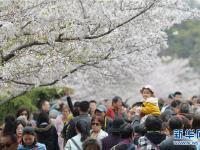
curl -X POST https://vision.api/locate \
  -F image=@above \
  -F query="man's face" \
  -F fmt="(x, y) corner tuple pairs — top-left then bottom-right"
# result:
(174, 94), (182, 101)
(90, 102), (96, 112)
(0, 136), (17, 150)
(42, 101), (50, 112)
(95, 110), (105, 118)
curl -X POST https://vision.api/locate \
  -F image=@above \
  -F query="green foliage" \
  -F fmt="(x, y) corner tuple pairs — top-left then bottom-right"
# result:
(0, 87), (68, 125)
(160, 20), (200, 73)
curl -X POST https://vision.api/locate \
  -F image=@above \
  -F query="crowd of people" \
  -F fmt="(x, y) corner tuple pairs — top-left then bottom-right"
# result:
(0, 85), (200, 150)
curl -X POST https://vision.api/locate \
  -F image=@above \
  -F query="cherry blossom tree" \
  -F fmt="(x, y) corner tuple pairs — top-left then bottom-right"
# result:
(0, 0), (199, 104)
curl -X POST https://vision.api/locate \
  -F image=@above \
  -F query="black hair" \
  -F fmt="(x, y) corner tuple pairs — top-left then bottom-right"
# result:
(192, 114), (200, 130)
(36, 112), (49, 126)
(22, 127), (37, 146)
(83, 139), (101, 150)
(120, 124), (134, 139)
(174, 91), (182, 96)
(160, 111), (172, 122)
(168, 93), (174, 99)
(112, 96), (122, 104)
(89, 100), (96, 104)
(145, 115), (162, 131)
(3, 114), (16, 135)
(79, 101), (89, 113)
(171, 100), (181, 108)
(168, 116), (183, 131)
(15, 120), (26, 133)
(76, 120), (90, 142)
(36, 99), (49, 109)
(16, 107), (30, 120)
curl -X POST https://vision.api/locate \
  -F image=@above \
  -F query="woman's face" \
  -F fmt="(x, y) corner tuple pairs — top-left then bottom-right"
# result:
(20, 111), (28, 120)
(23, 134), (35, 146)
(91, 119), (101, 132)
(142, 89), (153, 100)
(16, 124), (24, 137)
(62, 108), (69, 117)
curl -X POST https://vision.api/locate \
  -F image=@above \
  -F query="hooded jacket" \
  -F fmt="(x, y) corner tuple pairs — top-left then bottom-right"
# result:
(35, 123), (59, 150)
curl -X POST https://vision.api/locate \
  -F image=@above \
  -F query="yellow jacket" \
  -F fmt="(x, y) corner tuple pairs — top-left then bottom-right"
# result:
(142, 102), (161, 116)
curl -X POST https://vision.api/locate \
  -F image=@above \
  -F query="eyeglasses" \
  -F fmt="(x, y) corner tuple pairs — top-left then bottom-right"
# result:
(0, 143), (12, 148)
(92, 123), (100, 126)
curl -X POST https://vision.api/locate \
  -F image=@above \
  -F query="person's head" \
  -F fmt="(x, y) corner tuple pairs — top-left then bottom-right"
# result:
(171, 100), (181, 114)
(89, 100), (97, 114)
(95, 105), (107, 118)
(120, 124), (134, 139)
(91, 116), (103, 133)
(110, 118), (126, 136)
(191, 96), (198, 104)
(36, 112), (49, 126)
(37, 99), (50, 112)
(192, 114), (200, 130)
(62, 105), (70, 118)
(0, 134), (17, 150)
(22, 127), (37, 146)
(83, 139), (101, 150)
(144, 115), (162, 131)
(3, 115), (16, 136)
(76, 120), (90, 142)
(168, 116), (183, 135)
(174, 91), (183, 101)
(140, 85), (154, 100)
(112, 96), (122, 110)
(16, 107), (30, 121)
(15, 120), (26, 138)
(73, 102), (80, 117)
(179, 102), (191, 114)
(79, 101), (90, 114)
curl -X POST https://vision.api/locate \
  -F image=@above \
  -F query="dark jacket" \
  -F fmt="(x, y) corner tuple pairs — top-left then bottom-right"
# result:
(102, 117), (113, 133)
(65, 113), (91, 140)
(138, 132), (166, 150)
(159, 136), (197, 150)
(35, 123), (59, 150)
(102, 135), (122, 150)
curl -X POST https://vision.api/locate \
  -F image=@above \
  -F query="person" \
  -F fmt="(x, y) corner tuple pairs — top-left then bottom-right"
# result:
(90, 116), (108, 141)
(95, 105), (112, 132)
(190, 114), (200, 150)
(159, 116), (196, 150)
(64, 120), (90, 150)
(111, 124), (136, 150)
(16, 107), (30, 123)
(0, 133), (18, 150)
(65, 101), (91, 141)
(161, 93), (174, 113)
(35, 112), (59, 150)
(174, 91), (183, 101)
(141, 97), (161, 116)
(89, 100), (97, 116)
(18, 126), (46, 150)
(0, 115), (18, 150)
(137, 115), (166, 150)
(140, 85), (161, 116)
(82, 139), (101, 150)
(15, 120), (26, 144)
(101, 118), (125, 150)
(55, 105), (73, 150)
(33, 99), (50, 122)
(106, 96), (127, 120)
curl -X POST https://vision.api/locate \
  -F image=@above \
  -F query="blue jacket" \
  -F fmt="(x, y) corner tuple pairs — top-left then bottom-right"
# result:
(17, 143), (46, 150)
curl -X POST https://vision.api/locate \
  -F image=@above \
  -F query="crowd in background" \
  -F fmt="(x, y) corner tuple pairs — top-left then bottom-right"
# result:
(0, 85), (200, 150)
